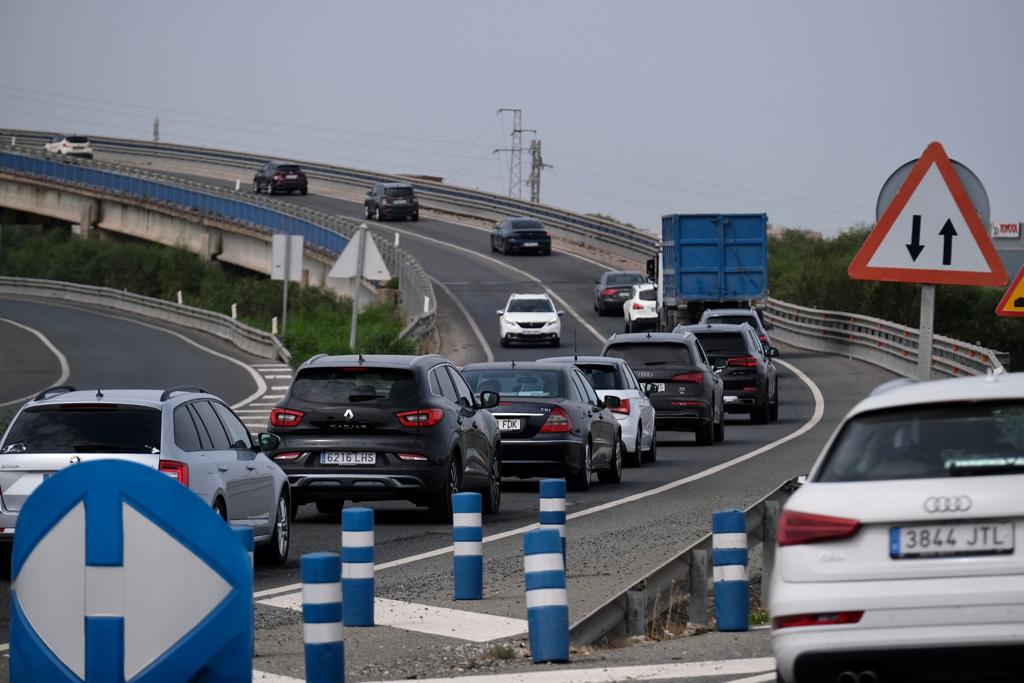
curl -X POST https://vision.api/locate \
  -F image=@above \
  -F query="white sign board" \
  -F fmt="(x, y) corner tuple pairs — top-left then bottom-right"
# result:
(271, 234), (303, 282)
(329, 229), (391, 281)
(991, 222), (1021, 240)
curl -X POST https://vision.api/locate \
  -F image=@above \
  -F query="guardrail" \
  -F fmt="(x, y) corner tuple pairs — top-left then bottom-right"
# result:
(0, 149), (436, 345)
(763, 297), (1007, 377)
(3, 130), (659, 262)
(0, 276), (290, 362)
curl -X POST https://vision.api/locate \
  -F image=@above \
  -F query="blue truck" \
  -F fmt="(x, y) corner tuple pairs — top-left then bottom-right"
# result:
(653, 213), (769, 328)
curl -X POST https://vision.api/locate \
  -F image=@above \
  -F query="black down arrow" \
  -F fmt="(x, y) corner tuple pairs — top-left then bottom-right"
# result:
(905, 215), (924, 261)
(939, 219), (957, 266)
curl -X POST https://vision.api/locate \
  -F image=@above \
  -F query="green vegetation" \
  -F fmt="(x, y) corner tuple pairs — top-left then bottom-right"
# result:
(488, 643), (517, 660)
(769, 226), (1021, 370)
(0, 226), (417, 364)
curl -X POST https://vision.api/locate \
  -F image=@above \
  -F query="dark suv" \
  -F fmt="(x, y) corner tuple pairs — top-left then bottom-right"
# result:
(490, 218), (552, 255)
(364, 182), (419, 222)
(602, 332), (724, 445)
(267, 354), (502, 519)
(254, 161), (308, 195)
(593, 271), (648, 315)
(675, 323), (779, 423)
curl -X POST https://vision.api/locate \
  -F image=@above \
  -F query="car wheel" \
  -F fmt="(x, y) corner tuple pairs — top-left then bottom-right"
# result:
(364, 204), (371, 219)
(253, 181), (260, 194)
(598, 437), (623, 484)
(411, 213), (419, 222)
(543, 247), (551, 255)
(624, 319), (632, 333)
(428, 452), (461, 521)
(373, 206), (383, 221)
(714, 408), (725, 443)
(625, 429), (642, 467)
(480, 449), (502, 515)
(300, 188), (308, 196)
(695, 413), (715, 446)
(568, 441), (593, 491)
(266, 183), (275, 196)
(500, 335), (510, 348)
(256, 491), (291, 566)
(769, 385), (779, 422)
(502, 242), (511, 255)
(751, 396), (770, 424)
(642, 429), (657, 463)
(316, 500), (345, 516)
(289, 498), (301, 521)
(213, 497), (227, 521)
(550, 336), (560, 348)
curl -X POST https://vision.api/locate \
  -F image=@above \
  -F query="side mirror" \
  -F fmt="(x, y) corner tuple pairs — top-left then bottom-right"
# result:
(256, 432), (281, 453)
(495, 309), (504, 316)
(603, 395), (621, 409)
(557, 310), (565, 317)
(768, 347), (780, 358)
(479, 391), (500, 409)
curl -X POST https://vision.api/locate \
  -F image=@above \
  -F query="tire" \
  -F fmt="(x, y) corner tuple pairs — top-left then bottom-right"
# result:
(479, 449), (502, 515)
(625, 320), (632, 334)
(364, 204), (371, 219)
(373, 206), (382, 221)
(428, 452), (461, 521)
(695, 413), (715, 446)
(568, 441), (593, 491)
(490, 239), (498, 253)
(256, 491), (291, 566)
(769, 385), (779, 422)
(550, 336), (560, 348)
(500, 335), (510, 348)
(266, 183), (275, 196)
(502, 242), (511, 256)
(316, 500), (344, 516)
(543, 248), (551, 255)
(642, 429), (657, 463)
(598, 437), (623, 484)
(213, 497), (227, 521)
(299, 188), (308, 196)
(714, 408), (725, 443)
(751, 396), (770, 424)
(625, 429), (642, 467)
(411, 213), (419, 222)
(289, 498), (301, 521)
(253, 181), (260, 194)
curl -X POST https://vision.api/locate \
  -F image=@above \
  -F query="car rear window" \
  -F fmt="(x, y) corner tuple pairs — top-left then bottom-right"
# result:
(385, 186), (414, 197)
(290, 367), (418, 403)
(605, 343), (692, 366)
(507, 298), (554, 313)
(576, 364), (625, 390)
(638, 289), (657, 301)
(707, 314), (757, 326)
(67, 136), (89, 143)
(606, 273), (646, 286)
(817, 401), (1024, 482)
(277, 165), (302, 174)
(1, 404), (161, 454)
(693, 332), (749, 357)
(510, 220), (544, 232)
(463, 369), (563, 398)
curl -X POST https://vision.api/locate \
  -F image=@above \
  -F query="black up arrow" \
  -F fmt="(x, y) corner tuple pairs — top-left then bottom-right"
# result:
(939, 219), (957, 266)
(906, 214), (924, 261)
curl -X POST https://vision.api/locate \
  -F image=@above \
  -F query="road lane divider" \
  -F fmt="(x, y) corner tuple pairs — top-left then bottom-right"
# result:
(712, 509), (749, 632)
(341, 507), (375, 627)
(453, 492), (484, 600)
(0, 316), (70, 408)
(539, 479), (567, 562)
(301, 552), (345, 683)
(524, 528), (570, 664)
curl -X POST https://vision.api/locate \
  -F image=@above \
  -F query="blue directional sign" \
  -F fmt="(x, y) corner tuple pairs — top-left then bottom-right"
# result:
(10, 460), (253, 682)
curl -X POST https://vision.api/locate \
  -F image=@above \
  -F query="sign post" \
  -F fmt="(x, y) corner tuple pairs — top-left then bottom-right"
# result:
(328, 224), (391, 352)
(849, 142), (1008, 380)
(272, 234), (303, 336)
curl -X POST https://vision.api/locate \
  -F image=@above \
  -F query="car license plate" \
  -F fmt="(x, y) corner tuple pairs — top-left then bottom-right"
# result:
(285, 174), (297, 179)
(521, 329), (541, 335)
(650, 383), (666, 392)
(497, 418), (522, 431)
(890, 521), (1014, 558)
(394, 199), (407, 205)
(523, 242), (538, 247)
(321, 452), (376, 466)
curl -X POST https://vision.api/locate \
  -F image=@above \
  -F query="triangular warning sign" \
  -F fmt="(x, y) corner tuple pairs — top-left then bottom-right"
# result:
(996, 266), (1024, 317)
(849, 142), (1008, 286)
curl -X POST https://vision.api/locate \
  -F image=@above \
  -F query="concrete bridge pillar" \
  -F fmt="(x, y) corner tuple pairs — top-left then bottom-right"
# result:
(71, 200), (100, 240)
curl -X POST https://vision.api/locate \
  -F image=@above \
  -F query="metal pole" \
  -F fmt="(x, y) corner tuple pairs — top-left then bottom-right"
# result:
(761, 500), (780, 606)
(349, 225), (368, 351)
(917, 284), (935, 380)
(281, 238), (290, 336)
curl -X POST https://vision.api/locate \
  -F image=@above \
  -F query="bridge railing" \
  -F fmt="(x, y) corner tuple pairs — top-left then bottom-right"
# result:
(763, 297), (1006, 378)
(4, 130), (659, 262)
(0, 150), (436, 344)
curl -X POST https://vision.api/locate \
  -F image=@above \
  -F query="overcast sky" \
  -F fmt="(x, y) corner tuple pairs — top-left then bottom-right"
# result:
(1, 0), (1021, 235)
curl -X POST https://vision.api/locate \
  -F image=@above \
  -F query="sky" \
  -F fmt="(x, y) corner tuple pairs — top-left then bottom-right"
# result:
(1, 0), (1022, 235)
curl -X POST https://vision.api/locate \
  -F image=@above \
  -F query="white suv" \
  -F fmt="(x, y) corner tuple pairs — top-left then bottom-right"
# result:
(623, 283), (658, 333)
(43, 135), (93, 159)
(770, 372), (1024, 683)
(496, 293), (563, 347)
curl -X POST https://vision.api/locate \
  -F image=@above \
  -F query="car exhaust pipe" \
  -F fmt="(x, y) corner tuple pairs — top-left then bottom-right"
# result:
(837, 673), (858, 683)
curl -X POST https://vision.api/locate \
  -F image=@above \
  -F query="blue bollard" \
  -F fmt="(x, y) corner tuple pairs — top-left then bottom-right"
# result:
(231, 526), (254, 569)
(342, 507), (375, 626)
(301, 552), (345, 682)
(523, 528), (569, 663)
(712, 509), (749, 632)
(452, 492), (483, 600)
(539, 478), (567, 561)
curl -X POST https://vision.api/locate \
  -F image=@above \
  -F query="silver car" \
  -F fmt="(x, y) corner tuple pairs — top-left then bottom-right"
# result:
(539, 356), (657, 465)
(0, 386), (291, 564)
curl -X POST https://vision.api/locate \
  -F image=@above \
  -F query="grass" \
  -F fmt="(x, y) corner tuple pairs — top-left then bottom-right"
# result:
(488, 643), (517, 660)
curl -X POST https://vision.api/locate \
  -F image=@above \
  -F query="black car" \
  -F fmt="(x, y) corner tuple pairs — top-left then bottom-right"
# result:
(490, 218), (552, 255)
(364, 182), (419, 222)
(267, 354), (502, 519)
(461, 362), (622, 491)
(675, 323), (779, 424)
(254, 161), (308, 195)
(602, 332), (725, 445)
(593, 271), (648, 315)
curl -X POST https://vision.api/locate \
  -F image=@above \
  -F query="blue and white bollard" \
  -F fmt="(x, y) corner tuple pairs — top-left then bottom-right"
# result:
(231, 526), (255, 569)
(539, 478), (567, 561)
(301, 552), (345, 682)
(342, 507), (375, 627)
(523, 528), (570, 663)
(712, 509), (749, 632)
(453, 492), (483, 600)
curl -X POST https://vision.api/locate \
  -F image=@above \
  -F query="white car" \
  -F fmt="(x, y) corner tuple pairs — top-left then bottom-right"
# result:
(539, 355), (657, 465)
(497, 293), (563, 347)
(623, 283), (658, 333)
(770, 372), (1024, 683)
(43, 134), (93, 159)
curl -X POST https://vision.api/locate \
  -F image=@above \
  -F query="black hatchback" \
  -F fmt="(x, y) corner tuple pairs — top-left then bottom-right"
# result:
(267, 354), (502, 519)
(364, 182), (419, 222)
(461, 362), (622, 491)
(254, 161), (308, 195)
(602, 332), (725, 445)
(490, 218), (552, 255)
(675, 323), (779, 424)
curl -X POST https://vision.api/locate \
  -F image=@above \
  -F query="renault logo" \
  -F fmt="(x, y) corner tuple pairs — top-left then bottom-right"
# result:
(343, 409), (354, 419)
(924, 495), (971, 513)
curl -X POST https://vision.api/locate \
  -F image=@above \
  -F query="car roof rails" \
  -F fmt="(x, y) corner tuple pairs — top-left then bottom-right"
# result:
(868, 378), (918, 397)
(305, 353), (328, 365)
(159, 386), (209, 402)
(34, 385), (77, 401)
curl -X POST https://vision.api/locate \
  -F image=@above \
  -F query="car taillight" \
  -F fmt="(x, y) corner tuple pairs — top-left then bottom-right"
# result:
(273, 451), (304, 461)
(63, 142), (70, 147)
(632, 302), (644, 310)
(758, 334), (768, 343)
(777, 510), (861, 546)
(601, 288), (617, 297)
(540, 406), (572, 433)
(609, 398), (630, 415)
(159, 460), (189, 487)
(380, 196), (390, 205)
(273, 173), (284, 180)
(397, 452), (428, 461)
(727, 356), (758, 367)
(545, 232), (551, 238)
(396, 408), (444, 428)
(773, 611), (864, 629)
(672, 372), (704, 384)
(270, 408), (304, 427)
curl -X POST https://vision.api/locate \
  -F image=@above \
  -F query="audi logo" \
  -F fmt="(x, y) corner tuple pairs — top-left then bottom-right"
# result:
(923, 495), (971, 513)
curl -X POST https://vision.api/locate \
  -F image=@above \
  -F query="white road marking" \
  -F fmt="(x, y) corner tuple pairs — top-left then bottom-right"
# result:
(252, 672), (303, 682)
(252, 364), (293, 369)
(264, 375), (293, 379)
(430, 276), (495, 363)
(270, 385), (290, 391)
(0, 317), (71, 408)
(259, 594), (527, 643)
(726, 673), (777, 683)
(360, 657), (775, 683)
(254, 357), (825, 599)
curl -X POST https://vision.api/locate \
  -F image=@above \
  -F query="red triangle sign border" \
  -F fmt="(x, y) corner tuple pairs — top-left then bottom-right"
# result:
(848, 141), (1008, 287)
(995, 266), (1024, 318)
